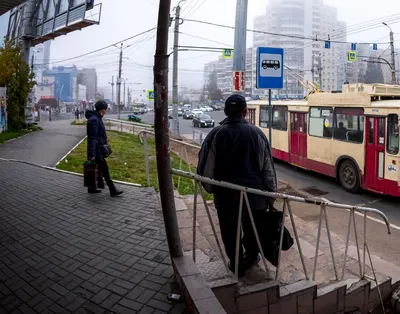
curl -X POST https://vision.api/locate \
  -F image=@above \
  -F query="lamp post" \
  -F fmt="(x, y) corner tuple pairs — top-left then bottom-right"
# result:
(383, 22), (397, 85)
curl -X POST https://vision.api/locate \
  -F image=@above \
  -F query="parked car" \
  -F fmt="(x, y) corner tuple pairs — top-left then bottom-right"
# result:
(192, 114), (215, 128)
(168, 109), (173, 119)
(183, 110), (194, 119)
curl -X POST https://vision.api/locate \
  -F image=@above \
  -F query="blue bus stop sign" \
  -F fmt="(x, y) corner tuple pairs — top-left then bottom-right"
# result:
(256, 47), (284, 89)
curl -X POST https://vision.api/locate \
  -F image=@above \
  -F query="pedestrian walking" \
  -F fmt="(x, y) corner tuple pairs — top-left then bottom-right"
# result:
(86, 100), (123, 197)
(75, 108), (80, 120)
(197, 94), (277, 277)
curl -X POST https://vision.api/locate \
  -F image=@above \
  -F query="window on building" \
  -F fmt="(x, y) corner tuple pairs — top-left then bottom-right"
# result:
(272, 106), (288, 131)
(259, 105), (269, 128)
(309, 107), (333, 138)
(387, 114), (399, 154)
(333, 108), (364, 143)
(246, 108), (256, 125)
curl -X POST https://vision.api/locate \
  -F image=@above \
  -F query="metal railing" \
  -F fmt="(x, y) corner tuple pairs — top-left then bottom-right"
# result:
(104, 118), (153, 134)
(135, 130), (391, 292)
(172, 170), (390, 287)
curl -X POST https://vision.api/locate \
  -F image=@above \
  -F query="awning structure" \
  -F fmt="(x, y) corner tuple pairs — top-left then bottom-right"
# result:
(0, 0), (25, 16)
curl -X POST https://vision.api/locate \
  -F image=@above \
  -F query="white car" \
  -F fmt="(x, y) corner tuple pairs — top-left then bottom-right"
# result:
(192, 109), (203, 115)
(203, 106), (213, 112)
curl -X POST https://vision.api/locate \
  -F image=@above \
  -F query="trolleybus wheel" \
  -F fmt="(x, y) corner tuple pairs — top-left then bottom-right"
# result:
(338, 160), (360, 193)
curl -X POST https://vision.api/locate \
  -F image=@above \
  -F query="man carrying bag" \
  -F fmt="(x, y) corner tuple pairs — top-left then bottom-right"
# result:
(85, 100), (123, 197)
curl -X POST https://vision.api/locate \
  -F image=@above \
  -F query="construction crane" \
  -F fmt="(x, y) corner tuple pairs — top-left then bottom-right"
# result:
(284, 65), (322, 99)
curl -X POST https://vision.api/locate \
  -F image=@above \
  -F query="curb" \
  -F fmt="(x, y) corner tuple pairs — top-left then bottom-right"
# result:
(0, 130), (39, 146)
(54, 136), (87, 167)
(0, 158), (142, 188)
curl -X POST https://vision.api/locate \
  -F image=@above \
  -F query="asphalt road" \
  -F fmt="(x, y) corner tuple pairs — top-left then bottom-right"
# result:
(110, 111), (400, 228)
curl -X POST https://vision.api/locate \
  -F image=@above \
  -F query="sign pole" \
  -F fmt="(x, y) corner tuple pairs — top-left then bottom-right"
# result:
(268, 89), (272, 147)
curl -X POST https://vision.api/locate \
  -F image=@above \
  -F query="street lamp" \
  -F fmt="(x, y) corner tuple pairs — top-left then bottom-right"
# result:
(383, 22), (397, 85)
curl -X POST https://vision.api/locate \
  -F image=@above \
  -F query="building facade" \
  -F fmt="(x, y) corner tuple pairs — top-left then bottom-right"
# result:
(203, 48), (253, 100)
(31, 41), (51, 83)
(78, 68), (97, 101)
(42, 66), (79, 102)
(252, 0), (347, 98)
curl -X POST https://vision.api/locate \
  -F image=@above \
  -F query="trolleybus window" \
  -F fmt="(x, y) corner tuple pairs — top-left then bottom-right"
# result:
(309, 107), (333, 138)
(272, 106), (288, 131)
(246, 108), (256, 125)
(333, 108), (364, 143)
(259, 106), (269, 128)
(387, 114), (399, 155)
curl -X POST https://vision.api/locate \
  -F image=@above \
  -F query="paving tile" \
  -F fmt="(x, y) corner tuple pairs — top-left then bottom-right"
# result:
(0, 159), (181, 313)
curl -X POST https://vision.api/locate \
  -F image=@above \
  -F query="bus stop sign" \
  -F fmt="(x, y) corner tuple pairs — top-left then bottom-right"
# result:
(256, 47), (284, 89)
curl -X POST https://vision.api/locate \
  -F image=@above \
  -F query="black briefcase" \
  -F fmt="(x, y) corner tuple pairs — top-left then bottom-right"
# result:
(83, 161), (98, 188)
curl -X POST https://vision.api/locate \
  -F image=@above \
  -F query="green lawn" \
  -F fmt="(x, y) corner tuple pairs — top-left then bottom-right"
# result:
(0, 126), (42, 144)
(56, 131), (199, 196)
(71, 120), (87, 126)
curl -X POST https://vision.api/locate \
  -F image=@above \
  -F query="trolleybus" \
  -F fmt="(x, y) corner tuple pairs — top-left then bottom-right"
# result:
(247, 83), (400, 197)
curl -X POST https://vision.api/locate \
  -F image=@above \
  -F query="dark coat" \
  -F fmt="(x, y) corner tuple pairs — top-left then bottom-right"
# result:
(86, 110), (108, 160)
(197, 117), (277, 210)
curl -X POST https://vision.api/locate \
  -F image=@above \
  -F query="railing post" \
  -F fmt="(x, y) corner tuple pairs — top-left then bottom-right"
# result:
(352, 211), (363, 277)
(199, 186), (230, 274)
(143, 132), (151, 187)
(192, 183), (198, 263)
(200, 132), (203, 144)
(363, 212), (367, 278)
(235, 192), (244, 279)
(342, 211), (353, 280)
(193, 129), (195, 143)
(323, 204), (338, 280)
(177, 145), (184, 191)
(286, 199), (309, 280)
(243, 192), (270, 277)
(313, 205), (324, 281)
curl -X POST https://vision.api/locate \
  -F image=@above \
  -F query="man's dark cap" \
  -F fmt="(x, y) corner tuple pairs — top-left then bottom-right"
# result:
(224, 94), (247, 117)
(95, 100), (108, 111)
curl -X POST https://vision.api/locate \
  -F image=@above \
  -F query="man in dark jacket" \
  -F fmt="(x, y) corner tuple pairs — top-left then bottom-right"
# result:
(86, 100), (123, 197)
(197, 94), (277, 277)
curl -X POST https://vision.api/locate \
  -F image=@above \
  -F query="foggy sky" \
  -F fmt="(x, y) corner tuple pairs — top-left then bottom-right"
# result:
(49, 0), (400, 98)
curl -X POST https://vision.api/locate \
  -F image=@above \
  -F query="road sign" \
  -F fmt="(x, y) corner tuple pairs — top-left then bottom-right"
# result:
(223, 49), (233, 58)
(351, 43), (356, 51)
(325, 41), (331, 49)
(233, 71), (245, 92)
(256, 47), (284, 89)
(348, 51), (357, 62)
(148, 90), (154, 100)
(373, 43), (378, 50)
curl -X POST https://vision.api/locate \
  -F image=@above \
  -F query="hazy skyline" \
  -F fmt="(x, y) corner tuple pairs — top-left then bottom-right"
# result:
(46, 0), (400, 98)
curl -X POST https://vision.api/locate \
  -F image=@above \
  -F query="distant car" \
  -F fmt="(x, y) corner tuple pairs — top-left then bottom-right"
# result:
(183, 111), (194, 119)
(192, 114), (215, 128)
(178, 109), (183, 116)
(168, 109), (173, 119)
(192, 109), (203, 115)
(203, 106), (213, 112)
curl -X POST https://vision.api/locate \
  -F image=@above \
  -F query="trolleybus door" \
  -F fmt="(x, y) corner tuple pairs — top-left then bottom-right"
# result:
(290, 112), (307, 168)
(365, 117), (386, 193)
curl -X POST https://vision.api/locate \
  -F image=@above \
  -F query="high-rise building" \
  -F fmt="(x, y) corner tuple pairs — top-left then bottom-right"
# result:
(253, 0), (347, 98)
(78, 68), (97, 101)
(203, 48), (253, 99)
(31, 41), (51, 83)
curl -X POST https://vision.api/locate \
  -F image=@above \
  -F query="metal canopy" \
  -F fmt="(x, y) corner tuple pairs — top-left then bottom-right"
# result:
(0, 0), (26, 16)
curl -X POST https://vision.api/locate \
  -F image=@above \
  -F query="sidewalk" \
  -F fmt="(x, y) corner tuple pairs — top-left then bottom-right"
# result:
(0, 160), (185, 313)
(0, 119), (86, 166)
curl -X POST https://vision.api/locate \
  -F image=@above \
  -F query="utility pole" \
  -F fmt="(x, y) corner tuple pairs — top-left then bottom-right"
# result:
(285, 72), (289, 99)
(117, 43), (123, 120)
(123, 80), (126, 111)
(232, 0), (248, 96)
(154, 0), (183, 258)
(318, 55), (323, 89)
(383, 22), (397, 85)
(311, 54), (315, 83)
(31, 53), (35, 73)
(127, 87), (131, 110)
(109, 76), (115, 105)
(172, 1), (184, 136)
